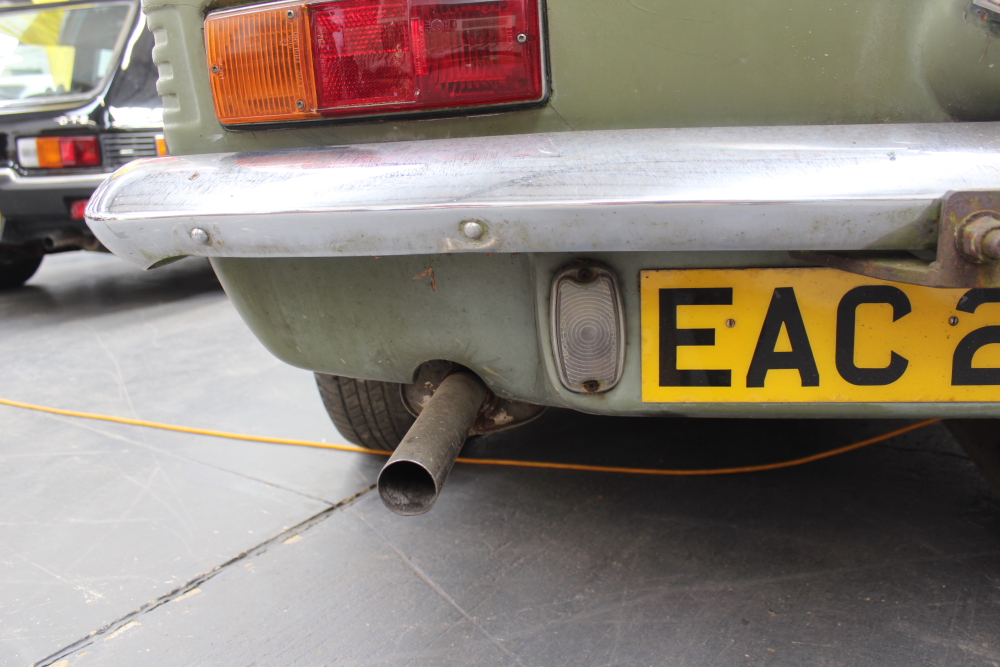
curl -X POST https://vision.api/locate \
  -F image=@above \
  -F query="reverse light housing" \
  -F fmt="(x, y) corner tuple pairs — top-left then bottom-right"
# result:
(550, 264), (625, 394)
(205, 0), (546, 125)
(17, 136), (101, 169)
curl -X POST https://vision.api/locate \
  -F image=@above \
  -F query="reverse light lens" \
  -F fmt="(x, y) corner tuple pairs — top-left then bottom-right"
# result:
(205, 0), (545, 125)
(17, 136), (101, 169)
(550, 265), (626, 394)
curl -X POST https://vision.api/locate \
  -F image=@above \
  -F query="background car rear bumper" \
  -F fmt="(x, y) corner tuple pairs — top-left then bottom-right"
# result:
(85, 123), (1000, 270)
(0, 169), (108, 218)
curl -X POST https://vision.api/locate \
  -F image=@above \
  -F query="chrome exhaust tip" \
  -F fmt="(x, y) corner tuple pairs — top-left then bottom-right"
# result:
(377, 372), (486, 515)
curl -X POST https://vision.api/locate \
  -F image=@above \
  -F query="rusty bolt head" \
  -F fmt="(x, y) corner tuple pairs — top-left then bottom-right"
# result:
(960, 214), (1000, 262)
(983, 229), (1000, 260)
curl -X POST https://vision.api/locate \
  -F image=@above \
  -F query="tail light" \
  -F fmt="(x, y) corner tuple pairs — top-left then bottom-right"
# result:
(69, 199), (90, 221)
(205, 0), (546, 126)
(17, 136), (101, 169)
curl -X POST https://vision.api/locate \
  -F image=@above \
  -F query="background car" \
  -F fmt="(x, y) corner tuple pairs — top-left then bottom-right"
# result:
(0, 0), (163, 289)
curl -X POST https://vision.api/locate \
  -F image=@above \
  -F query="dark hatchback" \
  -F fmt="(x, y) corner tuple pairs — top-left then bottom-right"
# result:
(0, 0), (162, 288)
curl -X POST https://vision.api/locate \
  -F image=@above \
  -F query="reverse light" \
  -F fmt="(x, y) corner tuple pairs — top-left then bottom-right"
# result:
(550, 264), (625, 394)
(205, 0), (545, 125)
(17, 136), (101, 169)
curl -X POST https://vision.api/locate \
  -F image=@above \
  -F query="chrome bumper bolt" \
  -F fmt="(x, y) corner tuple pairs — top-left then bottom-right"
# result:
(460, 220), (485, 240)
(190, 228), (210, 245)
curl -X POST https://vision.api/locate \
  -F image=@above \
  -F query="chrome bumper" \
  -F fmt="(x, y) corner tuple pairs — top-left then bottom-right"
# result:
(86, 123), (1000, 270)
(0, 168), (111, 192)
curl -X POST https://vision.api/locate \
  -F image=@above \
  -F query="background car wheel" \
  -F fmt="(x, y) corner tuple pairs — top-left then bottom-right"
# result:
(945, 419), (1000, 496)
(314, 373), (416, 451)
(0, 249), (42, 290)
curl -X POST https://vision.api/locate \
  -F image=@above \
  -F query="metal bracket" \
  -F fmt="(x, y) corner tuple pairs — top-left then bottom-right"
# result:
(792, 190), (1000, 289)
(402, 360), (546, 435)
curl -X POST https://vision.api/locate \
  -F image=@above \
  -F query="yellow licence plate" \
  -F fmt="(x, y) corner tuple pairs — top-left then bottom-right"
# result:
(641, 268), (1000, 403)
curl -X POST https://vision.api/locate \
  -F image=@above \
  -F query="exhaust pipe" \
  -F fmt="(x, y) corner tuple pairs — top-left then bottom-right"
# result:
(43, 232), (102, 252)
(378, 372), (486, 515)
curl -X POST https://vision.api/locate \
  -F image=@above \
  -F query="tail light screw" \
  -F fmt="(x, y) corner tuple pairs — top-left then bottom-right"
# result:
(190, 228), (210, 245)
(460, 220), (485, 240)
(517, 33), (527, 43)
(211, 65), (220, 74)
(286, 9), (295, 18)
(296, 100), (305, 109)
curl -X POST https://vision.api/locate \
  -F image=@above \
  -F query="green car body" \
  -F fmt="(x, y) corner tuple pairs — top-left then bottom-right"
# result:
(89, 0), (1000, 421)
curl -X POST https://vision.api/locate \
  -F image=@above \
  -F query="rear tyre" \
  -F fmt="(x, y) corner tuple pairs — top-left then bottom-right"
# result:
(945, 419), (1000, 496)
(314, 373), (415, 451)
(0, 249), (42, 290)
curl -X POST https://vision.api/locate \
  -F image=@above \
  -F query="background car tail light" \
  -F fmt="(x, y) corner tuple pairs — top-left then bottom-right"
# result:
(205, 0), (545, 125)
(17, 137), (101, 169)
(551, 264), (626, 394)
(69, 199), (90, 221)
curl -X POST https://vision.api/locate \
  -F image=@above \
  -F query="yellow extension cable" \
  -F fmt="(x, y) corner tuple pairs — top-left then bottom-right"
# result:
(0, 396), (941, 477)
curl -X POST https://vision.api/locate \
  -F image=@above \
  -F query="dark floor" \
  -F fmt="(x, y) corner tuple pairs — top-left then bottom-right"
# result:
(2, 253), (999, 667)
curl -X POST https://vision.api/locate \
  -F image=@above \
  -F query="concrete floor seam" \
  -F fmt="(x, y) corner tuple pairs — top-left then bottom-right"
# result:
(28, 485), (376, 667)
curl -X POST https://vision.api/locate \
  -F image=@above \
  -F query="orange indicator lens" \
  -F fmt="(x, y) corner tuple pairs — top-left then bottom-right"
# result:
(205, 1), (320, 124)
(36, 137), (64, 168)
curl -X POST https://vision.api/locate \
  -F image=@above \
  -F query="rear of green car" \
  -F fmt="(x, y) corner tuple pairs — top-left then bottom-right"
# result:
(86, 0), (1000, 507)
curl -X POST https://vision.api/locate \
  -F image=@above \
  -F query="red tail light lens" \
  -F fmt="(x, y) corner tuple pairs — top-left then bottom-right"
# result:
(206, 0), (545, 125)
(410, 0), (541, 106)
(59, 137), (101, 167)
(69, 199), (90, 221)
(311, 0), (415, 109)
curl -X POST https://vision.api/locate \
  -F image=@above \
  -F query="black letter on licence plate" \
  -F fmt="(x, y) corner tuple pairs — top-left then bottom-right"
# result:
(659, 288), (733, 387)
(836, 285), (911, 385)
(953, 289), (1000, 386)
(746, 287), (819, 387)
